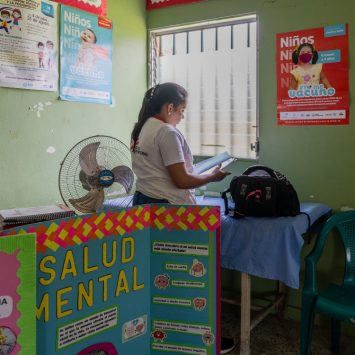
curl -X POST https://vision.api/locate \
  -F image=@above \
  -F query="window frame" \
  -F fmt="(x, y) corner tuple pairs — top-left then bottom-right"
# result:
(148, 13), (259, 160)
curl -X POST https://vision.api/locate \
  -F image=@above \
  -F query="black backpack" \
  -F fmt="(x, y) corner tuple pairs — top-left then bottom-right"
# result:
(221, 164), (309, 219)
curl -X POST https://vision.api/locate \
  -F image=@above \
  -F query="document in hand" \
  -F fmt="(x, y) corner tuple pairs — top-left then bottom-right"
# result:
(193, 152), (236, 176)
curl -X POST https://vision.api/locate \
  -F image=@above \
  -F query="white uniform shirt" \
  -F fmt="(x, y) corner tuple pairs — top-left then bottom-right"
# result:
(131, 117), (196, 205)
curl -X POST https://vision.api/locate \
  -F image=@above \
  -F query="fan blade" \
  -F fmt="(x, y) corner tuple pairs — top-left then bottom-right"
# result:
(69, 187), (105, 214)
(79, 170), (91, 191)
(79, 142), (100, 176)
(111, 166), (134, 194)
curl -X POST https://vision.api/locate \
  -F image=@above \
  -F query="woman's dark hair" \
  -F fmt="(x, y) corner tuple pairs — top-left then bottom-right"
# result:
(292, 43), (318, 65)
(131, 82), (188, 149)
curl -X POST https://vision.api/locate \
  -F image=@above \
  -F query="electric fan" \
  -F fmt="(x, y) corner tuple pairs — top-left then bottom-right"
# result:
(59, 136), (135, 215)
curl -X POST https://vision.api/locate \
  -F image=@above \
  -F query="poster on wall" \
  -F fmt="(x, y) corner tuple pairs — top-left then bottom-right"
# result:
(52, 0), (107, 18)
(277, 24), (349, 125)
(60, 5), (113, 105)
(147, 0), (207, 11)
(0, 0), (59, 91)
(1, 204), (221, 355)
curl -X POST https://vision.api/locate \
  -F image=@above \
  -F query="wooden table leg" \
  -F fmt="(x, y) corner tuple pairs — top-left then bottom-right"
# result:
(277, 281), (288, 320)
(240, 272), (251, 355)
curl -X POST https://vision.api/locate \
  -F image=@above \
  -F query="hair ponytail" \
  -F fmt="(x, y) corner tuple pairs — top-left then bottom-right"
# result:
(131, 82), (188, 150)
(131, 87), (155, 149)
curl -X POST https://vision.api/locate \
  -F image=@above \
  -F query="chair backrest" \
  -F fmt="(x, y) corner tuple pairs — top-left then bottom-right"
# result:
(317, 211), (355, 285)
(338, 218), (355, 284)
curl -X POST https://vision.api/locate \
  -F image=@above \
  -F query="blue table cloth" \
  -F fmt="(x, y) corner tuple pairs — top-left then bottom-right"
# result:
(196, 196), (332, 289)
(99, 195), (331, 289)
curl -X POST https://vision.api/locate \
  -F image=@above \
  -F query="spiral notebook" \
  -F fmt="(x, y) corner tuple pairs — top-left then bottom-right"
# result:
(0, 204), (75, 229)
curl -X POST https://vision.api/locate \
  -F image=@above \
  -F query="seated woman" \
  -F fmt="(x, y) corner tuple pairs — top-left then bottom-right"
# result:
(130, 82), (234, 354)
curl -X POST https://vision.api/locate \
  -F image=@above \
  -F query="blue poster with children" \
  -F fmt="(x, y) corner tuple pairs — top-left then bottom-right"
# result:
(60, 5), (113, 104)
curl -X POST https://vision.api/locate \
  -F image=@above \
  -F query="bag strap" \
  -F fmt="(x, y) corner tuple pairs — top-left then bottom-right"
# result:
(242, 165), (279, 179)
(220, 189), (230, 216)
(299, 212), (311, 244)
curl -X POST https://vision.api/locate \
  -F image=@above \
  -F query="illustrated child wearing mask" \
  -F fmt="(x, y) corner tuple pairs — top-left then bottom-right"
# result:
(0, 10), (12, 34)
(75, 29), (97, 68)
(38, 42), (45, 68)
(289, 42), (331, 90)
(46, 40), (54, 69)
(10, 8), (22, 31)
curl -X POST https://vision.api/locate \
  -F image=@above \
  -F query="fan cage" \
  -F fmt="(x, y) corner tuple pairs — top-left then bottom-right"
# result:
(59, 135), (136, 215)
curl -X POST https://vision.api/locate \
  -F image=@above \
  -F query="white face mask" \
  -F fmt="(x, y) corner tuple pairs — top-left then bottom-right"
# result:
(14, 14), (20, 18)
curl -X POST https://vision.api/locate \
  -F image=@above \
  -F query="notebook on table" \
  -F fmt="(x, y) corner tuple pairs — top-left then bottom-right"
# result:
(0, 204), (75, 230)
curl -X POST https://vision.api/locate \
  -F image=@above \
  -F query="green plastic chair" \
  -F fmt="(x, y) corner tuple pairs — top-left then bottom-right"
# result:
(300, 211), (355, 354)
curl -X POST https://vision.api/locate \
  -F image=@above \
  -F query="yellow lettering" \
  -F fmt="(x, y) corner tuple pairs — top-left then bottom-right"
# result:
(133, 266), (144, 291)
(103, 241), (116, 268)
(84, 246), (98, 274)
(78, 280), (93, 311)
(98, 274), (112, 302)
(57, 287), (73, 319)
(115, 269), (129, 297)
(36, 293), (49, 322)
(39, 255), (56, 285)
(122, 237), (134, 263)
(61, 250), (77, 280)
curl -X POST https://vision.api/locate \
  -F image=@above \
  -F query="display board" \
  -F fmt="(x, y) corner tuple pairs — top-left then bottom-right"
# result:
(2, 204), (221, 355)
(277, 24), (349, 125)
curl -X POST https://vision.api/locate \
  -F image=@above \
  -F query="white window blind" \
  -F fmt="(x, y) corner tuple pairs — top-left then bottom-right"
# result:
(151, 17), (258, 159)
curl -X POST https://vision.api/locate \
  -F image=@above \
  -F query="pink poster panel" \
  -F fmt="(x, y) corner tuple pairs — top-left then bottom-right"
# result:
(53, 0), (107, 17)
(0, 250), (21, 355)
(147, 0), (207, 11)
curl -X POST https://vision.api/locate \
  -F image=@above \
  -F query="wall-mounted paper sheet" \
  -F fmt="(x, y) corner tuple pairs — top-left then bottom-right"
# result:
(60, 5), (113, 104)
(0, 1), (59, 91)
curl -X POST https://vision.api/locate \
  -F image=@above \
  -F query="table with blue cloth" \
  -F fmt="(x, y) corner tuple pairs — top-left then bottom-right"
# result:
(195, 196), (332, 355)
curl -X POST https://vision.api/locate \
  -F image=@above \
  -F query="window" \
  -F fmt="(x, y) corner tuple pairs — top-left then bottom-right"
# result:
(149, 15), (258, 159)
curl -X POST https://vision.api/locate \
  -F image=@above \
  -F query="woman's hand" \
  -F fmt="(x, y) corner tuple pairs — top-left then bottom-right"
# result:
(166, 162), (232, 189)
(211, 163), (232, 182)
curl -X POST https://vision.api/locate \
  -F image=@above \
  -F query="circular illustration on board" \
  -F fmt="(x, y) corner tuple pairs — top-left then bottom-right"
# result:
(0, 327), (17, 355)
(189, 259), (206, 277)
(154, 274), (170, 290)
(193, 297), (207, 311)
(202, 330), (215, 346)
(77, 342), (118, 355)
(150, 328), (167, 343)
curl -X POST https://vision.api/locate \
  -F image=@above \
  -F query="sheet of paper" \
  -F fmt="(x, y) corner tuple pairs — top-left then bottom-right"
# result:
(0, 0), (59, 91)
(193, 151), (235, 175)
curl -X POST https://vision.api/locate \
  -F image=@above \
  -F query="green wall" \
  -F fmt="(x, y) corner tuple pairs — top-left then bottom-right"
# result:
(0, 0), (147, 210)
(148, 0), (355, 336)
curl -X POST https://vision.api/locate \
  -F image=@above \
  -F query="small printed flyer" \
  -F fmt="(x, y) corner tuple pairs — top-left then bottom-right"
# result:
(60, 5), (113, 104)
(277, 24), (349, 125)
(0, 0), (59, 91)
(2, 204), (221, 355)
